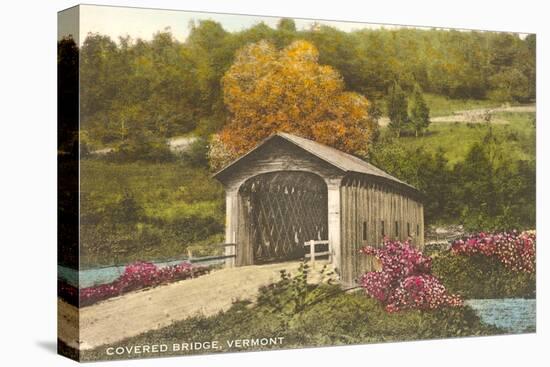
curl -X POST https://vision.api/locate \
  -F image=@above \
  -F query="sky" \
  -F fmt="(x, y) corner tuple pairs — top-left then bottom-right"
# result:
(58, 4), (528, 45)
(58, 4), (418, 45)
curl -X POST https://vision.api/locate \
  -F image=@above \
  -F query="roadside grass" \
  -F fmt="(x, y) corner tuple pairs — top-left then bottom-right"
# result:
(81, 287), (501, 361)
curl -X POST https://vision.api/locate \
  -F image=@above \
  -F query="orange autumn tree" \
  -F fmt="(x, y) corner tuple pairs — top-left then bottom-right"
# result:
(211, 40), (375, 169)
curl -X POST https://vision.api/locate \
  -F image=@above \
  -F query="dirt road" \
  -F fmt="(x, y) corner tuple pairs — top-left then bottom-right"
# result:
(58, 261), (331, 351)
(378, 104), (535, 127)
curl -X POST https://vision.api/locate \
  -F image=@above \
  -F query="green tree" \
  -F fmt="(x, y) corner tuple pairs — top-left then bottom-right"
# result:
(451, 128), (535, 231)
(58, 36), (79, 154)
(409, 84), (430, 136)
(277, 18), (297, 32)
(274, 18), (297, 48)
(186, 20), (235, 127)
(422, 148), (456, 222)
(368, 144), (455, 224)
(386, 82), (409, 137)
(524, 34), (536, 101)
(303, 25), (361, 92)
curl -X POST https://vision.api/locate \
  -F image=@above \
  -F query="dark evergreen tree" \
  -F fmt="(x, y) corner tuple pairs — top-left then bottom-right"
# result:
(386, 82), (409, 137)
(409, 84), (430, 136)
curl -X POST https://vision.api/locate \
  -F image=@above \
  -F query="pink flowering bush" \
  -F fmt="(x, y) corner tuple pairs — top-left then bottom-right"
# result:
(76, 261), (209, 306)
(451, 230), (535, 273)
(359, 239), (462, 313)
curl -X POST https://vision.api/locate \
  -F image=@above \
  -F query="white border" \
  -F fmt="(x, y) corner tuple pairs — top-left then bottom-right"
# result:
(0, 1), (546, 366)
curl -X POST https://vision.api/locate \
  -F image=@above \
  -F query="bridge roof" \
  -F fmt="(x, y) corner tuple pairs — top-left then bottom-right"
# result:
(213, 132), (419, 193)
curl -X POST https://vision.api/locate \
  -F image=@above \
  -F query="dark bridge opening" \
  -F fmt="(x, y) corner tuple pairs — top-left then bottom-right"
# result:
(239, 171), (328, 264)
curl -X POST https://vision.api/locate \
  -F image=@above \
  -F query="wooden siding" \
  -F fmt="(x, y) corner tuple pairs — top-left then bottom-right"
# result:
(340, 174), (424, 285)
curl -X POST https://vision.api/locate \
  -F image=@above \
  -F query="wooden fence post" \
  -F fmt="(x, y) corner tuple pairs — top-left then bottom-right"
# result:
(187, 249), (194, 277)
(309, 240), (315, 270)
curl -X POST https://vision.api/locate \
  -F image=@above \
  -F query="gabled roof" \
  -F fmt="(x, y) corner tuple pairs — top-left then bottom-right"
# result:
(214, 132), (418, 192)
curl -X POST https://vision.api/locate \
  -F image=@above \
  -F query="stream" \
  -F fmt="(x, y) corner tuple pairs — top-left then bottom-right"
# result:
(465, 298), (536, 333)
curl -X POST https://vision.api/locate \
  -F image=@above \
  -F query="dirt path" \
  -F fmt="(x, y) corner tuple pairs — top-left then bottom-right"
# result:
(167, 135), (198, 152)
(90, 135), (197, 155)
(58, 261), (330, 351)
(378, 104), (535, 127)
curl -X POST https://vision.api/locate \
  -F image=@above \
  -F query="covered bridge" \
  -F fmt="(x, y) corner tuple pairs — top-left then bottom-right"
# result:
(213, 132), (424, 284)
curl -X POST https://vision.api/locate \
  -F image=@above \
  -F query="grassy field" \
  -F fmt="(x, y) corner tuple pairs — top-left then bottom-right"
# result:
(423, 93), (504, 117)
(390, 111), (535, 165)
(80, 160), (223, 208)
(79, 160), (225, 267)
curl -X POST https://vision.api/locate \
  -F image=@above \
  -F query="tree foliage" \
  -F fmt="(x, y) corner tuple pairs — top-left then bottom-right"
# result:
(61, 22), (536, 233)
(386, 82), (409, 137)
(369, 127), (535, 230)
(58, 36), (79, 154)
(80, 31), (201, 154)
(220, 40), (375, 157)
(409, 84), (431, 136)
(73, 24), (535, 152)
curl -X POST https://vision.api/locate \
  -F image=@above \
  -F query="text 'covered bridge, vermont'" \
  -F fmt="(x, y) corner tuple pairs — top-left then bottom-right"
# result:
(213, 132), (424, 284)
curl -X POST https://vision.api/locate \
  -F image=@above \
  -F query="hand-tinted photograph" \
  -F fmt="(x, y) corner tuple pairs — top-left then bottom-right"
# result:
(58, 4), (536, 362)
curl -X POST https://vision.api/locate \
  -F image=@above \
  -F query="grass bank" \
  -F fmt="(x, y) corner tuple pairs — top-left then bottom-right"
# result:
(79, 159), (225, 268)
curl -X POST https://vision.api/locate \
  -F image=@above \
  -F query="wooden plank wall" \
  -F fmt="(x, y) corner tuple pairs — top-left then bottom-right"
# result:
(340, 175), (424, 285)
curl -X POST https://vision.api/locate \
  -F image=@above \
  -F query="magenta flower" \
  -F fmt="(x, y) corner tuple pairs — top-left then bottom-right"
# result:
(78, 261), (209, 306)
(451, 231), (535, 273)
(359, 239), (462, 312)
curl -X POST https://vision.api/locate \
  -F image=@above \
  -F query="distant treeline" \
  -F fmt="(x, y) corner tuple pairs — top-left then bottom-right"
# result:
(62, 19), (535, 146)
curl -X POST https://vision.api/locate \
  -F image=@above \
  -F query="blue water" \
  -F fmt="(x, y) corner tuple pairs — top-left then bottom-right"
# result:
(58, 257), (226, 288)
(465, 298), (536, 333)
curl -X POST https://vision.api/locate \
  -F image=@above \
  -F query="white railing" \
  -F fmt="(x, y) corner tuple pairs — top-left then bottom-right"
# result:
(304, 240), (330, 267)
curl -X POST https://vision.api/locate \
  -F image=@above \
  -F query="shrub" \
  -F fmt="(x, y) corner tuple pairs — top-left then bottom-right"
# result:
(257, 262), (338, 322)
(451, 230), (535, 273)
(107, 132), (175, 163)
(432, 252), (535, 299)
(207, 134), (234, 172)
(179, 137), (209, 167)
(59, 261), (211, 307)
(422, 242), (449, 257)
(359, 239), (462, 312)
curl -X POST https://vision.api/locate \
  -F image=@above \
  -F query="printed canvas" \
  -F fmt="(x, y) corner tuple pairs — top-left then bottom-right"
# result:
(58, 4), (536, 362)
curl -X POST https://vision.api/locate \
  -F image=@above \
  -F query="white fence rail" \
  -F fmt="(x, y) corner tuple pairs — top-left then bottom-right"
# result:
(304, 240), (330, 267)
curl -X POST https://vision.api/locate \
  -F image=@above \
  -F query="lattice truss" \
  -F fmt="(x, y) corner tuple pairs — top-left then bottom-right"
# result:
(240, 172), (328, 263)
